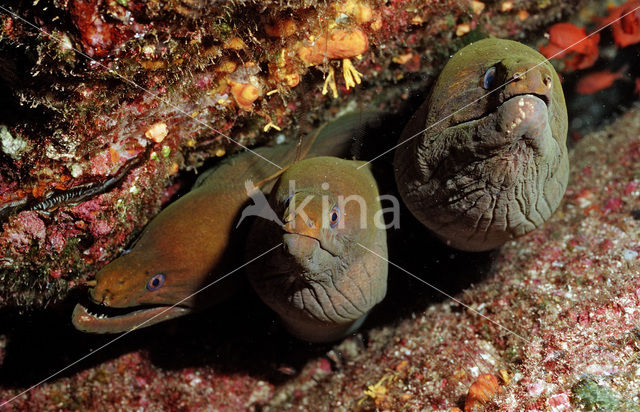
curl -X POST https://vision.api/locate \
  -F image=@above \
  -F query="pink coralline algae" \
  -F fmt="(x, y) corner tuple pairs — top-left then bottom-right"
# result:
(602, 196), (623, 214)
(546, 392), (571, 411)
(1, 212), (46, 253)
(45, 217), (82, 253)
(69, 0), (146, 58)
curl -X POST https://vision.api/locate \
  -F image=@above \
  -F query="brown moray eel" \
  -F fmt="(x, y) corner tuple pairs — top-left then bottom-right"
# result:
(72, 111), (381, 333)
(246, 157), (388, 342)
(394, 38), (569, 252)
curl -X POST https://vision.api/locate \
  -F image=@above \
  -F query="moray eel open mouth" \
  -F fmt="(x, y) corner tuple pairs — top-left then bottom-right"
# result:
(72, 300), (192, 334)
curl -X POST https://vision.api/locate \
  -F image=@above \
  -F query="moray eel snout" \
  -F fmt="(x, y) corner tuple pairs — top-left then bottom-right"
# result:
(72, 251), (196, 334)
(89, 258), (139, 307)
(281, 192), (344, 258)
(498, 95), (549, 147)
(395, 38), (569, 252)
(88, 254), (188, 308)
(247, 157), (388, 343)
(283, 233), (317, 257)
(282, 234), (329, 275)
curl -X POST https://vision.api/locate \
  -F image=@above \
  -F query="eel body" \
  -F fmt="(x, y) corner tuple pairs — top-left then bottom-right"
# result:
(72, 110), (381, 334)
(394, 38), (569, 251)
(246, 157), (388, 342)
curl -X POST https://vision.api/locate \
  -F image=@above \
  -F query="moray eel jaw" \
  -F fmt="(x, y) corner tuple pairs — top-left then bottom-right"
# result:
(499, 94), (549, 151)
(482, 94), (552, 161)
(71, 301), (192, 334)
(410, 92), (565, 251)
(71, 251), (199, 333)
(251, 237), (364, 343)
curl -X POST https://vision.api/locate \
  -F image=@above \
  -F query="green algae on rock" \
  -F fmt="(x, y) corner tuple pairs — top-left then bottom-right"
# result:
(572, 378), (640, 411)
(394, 38), (569, 252)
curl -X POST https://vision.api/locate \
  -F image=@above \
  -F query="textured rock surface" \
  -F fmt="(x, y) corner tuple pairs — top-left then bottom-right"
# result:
(0, 0), (587, 308)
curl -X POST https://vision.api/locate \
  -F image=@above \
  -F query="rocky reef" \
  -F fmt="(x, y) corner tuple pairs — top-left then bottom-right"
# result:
(4, 0), (640, 411)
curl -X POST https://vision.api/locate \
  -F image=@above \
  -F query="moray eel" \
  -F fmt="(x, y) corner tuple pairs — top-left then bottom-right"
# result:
(394, 38), (568, 251)
(72, 111), (381, 333)
(246, 157), (388, 342)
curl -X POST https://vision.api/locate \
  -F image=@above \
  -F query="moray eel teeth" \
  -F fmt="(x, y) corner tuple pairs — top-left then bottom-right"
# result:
(72, 301), (192, 333)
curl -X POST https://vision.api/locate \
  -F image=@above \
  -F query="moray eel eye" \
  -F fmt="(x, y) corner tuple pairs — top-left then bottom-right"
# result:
(284, 193), (294, 208)
(482, 66), (497, 89)
(146, 273), (165, 291)
(329, 206), (341, 228)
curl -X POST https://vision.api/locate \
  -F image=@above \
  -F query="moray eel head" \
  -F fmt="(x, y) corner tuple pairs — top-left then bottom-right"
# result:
(427, 39), (558, 128)
(247, 156), (388, 342)
(395, 38), (568, 251)
(72, 249), (196, 333)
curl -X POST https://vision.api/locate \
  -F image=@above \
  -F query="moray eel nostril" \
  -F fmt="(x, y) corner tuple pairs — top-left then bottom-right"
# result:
(394, 38), (568, 252)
